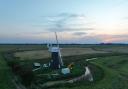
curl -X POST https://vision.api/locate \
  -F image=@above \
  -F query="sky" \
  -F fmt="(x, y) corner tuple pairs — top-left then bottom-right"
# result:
(0, 0), (128, 44)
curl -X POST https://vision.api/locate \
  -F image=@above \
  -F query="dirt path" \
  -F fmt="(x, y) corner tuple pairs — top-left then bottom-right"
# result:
(68, 66), (93, 83)
(39, 66), (93, 88)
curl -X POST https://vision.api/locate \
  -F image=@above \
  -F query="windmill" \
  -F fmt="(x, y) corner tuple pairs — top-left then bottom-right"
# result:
(47, 32), (64, 69)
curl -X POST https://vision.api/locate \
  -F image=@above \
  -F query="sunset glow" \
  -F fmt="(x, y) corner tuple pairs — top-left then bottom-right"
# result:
(0, 0), (128, 43)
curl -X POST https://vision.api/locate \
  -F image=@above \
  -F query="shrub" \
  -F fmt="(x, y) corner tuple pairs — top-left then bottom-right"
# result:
(19, 68), (34, 86)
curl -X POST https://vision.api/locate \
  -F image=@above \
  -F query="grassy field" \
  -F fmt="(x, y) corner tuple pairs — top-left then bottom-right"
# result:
(14, 47), (108, 60)
(0, 53), (15, 89)
(94, 46), (128, 53)
(0, 44), (128, 89)
(0, 44), (46, 89)
(56, 55), (128, 89)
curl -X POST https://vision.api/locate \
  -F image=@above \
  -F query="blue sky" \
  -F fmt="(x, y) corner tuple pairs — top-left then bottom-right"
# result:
(0, 0), (128, 44)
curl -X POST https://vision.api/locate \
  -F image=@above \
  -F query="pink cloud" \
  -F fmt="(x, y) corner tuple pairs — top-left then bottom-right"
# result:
(91, 34), (128, 43)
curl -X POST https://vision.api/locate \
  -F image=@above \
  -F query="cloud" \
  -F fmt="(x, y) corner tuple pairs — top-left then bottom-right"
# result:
(57, 13), (85, 18)
(54, 13), (86, 28)
(123, 17), (128, 21)
(39, 13), (93, 32)
(45, 13), (85, 27)
(124, 17), (128, 19)
(1, 32), (128, 44)
(72, 32), (87, 36)
(103, 34), (128, 43)
(88, 34), (128, 43)
(47, 27), (94, 32)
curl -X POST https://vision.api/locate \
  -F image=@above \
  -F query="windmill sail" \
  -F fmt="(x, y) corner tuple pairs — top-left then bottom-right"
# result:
(55, 32), (59, 47)
(48, 32), (64, 69)
(55, 32), (63, 66)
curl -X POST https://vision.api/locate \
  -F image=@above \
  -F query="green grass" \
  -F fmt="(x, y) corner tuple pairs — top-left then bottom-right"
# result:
(53, 55), (128, 89)
(0, 44), (46, 52)
(0, 44), (128, 89)
(12, 52), (128, 88)
(0, 53), (15, 89)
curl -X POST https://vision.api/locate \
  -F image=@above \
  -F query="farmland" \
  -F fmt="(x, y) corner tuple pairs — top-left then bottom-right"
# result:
(0, 44), (128, 89)
(14, 47), (108, 60)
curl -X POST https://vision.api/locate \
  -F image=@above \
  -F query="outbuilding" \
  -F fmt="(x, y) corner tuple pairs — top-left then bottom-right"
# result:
(33, 62), (41, 67)
(61, 68), (70, 75)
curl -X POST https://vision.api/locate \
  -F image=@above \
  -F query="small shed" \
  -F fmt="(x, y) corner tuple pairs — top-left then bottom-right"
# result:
(33, 62), (41, 67)
(61, 68), (70, 75)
